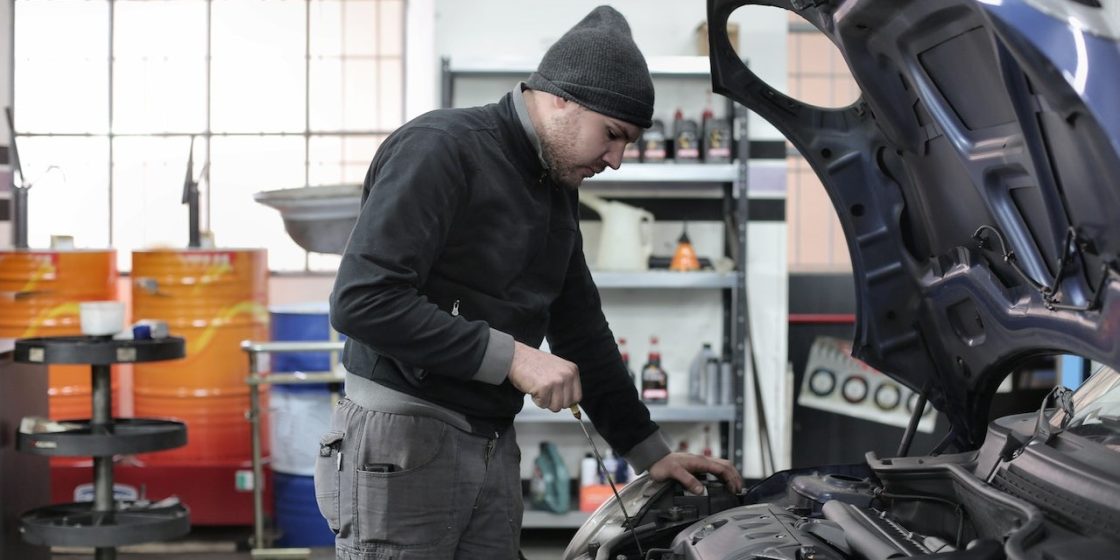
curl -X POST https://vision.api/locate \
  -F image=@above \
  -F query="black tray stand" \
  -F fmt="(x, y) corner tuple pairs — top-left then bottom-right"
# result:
(13, 336), (191, 559)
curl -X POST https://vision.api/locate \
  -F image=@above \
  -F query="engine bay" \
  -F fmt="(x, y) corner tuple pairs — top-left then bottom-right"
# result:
(568, 410), (1119, 560)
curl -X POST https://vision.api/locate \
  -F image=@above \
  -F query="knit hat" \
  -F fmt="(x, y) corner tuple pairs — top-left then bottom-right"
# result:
(527, 6), (654, 129)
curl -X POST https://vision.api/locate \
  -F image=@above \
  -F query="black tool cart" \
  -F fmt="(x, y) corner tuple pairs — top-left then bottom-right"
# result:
(12, 335), (191, 560)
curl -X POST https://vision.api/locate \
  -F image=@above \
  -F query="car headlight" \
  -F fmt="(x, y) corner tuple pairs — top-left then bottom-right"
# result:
(562, 473), (669, 560)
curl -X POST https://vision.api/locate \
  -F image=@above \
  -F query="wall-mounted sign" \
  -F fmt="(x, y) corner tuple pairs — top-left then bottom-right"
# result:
(799, 336), (936, 433)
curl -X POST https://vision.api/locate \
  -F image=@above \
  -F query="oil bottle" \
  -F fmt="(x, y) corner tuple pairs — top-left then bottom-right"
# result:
(641, 336), (669, 404)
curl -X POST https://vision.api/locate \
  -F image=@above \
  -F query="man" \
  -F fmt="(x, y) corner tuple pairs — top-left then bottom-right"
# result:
(321, 5), (743, 559)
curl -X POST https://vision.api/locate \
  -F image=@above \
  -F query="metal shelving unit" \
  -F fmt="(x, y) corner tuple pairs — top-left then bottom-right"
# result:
(588, 163), (737, 183)
(442, 55), (753, 529)
(517, 395), (736, 423)
(590, 271), (737, 289)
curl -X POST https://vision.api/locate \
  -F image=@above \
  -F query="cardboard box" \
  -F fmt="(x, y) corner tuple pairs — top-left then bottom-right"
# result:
(696, 21), (740, 57)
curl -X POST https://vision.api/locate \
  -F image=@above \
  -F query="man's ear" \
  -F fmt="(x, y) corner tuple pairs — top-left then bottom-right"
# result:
(551, 94), (569, 110)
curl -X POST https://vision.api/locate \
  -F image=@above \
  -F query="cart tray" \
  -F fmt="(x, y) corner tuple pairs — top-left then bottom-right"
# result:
(20, 500), (190, 547)
(17, 418), (187, 456)
(14, 336), (185, 365)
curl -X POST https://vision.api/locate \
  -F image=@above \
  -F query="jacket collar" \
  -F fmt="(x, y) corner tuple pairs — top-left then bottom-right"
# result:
(494, 92), (548, 182)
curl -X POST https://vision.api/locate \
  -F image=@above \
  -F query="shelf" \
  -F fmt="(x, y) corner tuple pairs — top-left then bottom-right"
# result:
(587, 163), (736, 183)
(522, 509), (590, 529)
(17, 418), (187, 457)
(448, 55), (711, 78)
(20, 501), (190, 547)
(14, 336), (185, 365)
(518, 397), (736, 423)
(591, 271), (737, 289)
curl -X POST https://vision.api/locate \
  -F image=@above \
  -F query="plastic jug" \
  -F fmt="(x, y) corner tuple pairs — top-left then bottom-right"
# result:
(529, 441), (571, 513)
(579, 192), (654, 271)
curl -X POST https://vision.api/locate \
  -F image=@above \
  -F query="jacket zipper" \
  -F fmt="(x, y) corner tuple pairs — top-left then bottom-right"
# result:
(451, 299), (460, 317)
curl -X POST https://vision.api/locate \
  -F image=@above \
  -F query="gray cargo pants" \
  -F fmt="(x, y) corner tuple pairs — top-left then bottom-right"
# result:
(314, 398), (523, 560)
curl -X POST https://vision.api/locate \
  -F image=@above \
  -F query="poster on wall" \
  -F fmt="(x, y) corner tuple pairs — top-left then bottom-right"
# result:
(798, 336), (937, 433)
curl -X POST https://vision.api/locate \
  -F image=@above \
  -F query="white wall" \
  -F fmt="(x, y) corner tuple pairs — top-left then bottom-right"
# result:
(1, 0), (12, 249)
(429, 0), (787, 140)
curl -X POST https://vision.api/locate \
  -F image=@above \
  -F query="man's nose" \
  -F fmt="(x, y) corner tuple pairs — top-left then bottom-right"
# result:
(603, 144), (624, 170)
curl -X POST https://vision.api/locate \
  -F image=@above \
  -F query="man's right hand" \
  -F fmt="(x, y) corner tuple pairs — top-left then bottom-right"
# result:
(508, 341), (582, 412)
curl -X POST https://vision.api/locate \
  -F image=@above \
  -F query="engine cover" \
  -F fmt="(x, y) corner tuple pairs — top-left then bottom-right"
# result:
(668, 504), (848, 560)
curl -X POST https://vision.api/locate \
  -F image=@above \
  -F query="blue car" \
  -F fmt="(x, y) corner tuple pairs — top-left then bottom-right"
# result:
(566, 1), (1120, 558)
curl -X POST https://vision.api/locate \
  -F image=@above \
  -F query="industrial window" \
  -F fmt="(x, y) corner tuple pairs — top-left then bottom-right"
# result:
(785, 13), (858, 271)
(11, 0), (405, 272)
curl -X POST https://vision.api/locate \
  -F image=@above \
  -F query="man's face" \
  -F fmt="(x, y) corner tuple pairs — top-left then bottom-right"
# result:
(538, 102), (642, 190)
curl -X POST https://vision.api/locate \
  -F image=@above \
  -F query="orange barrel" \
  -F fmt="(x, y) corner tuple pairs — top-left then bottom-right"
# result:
(0, 249), (120, 420)
(132, 249), (269, 464)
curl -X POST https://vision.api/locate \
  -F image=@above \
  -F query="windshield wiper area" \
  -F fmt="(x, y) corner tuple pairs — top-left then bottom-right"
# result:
(985, 385), (1075, 483)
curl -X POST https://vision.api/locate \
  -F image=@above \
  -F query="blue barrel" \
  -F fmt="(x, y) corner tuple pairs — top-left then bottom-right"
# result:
(273, 472), (335, 547)
(270, 302), (336, 373)
(269, 302), (340, 475)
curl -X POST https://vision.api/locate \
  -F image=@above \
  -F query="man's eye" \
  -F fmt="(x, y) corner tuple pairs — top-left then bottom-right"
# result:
(607, 129), (619, 141)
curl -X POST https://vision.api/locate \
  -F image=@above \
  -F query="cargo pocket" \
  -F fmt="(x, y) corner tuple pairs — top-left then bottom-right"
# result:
(313, 430), (345, 534)
(355, 414), (456, 547)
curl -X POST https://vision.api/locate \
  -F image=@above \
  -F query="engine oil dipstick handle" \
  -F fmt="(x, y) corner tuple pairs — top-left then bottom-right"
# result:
(570, 404), (644, 558)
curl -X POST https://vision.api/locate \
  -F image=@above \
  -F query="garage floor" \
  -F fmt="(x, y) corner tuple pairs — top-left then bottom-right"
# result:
(48, 528), (573, 559)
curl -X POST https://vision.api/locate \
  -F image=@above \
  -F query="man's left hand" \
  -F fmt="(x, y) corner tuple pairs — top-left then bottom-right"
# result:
(647, 452), (743, 495)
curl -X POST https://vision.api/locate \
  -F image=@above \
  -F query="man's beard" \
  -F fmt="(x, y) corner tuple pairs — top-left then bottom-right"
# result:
(540, 110), (585, 190)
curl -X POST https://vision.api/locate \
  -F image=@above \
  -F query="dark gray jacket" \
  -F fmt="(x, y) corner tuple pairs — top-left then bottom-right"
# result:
(330, 92), (667, 466)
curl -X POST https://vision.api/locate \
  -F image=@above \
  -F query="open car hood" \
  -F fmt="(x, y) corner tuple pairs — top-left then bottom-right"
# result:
(708, 0), (1120, 450)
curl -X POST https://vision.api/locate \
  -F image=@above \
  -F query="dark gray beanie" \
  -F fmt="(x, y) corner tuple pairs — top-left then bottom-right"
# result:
(527, 6), (654, 129)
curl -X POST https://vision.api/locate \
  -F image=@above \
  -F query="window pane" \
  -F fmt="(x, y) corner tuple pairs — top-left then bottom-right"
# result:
(309, 58), (343, 131)
(310, 0), (343, 57)
(308, 134), (382, 185)
(211, 0), (307, 132)
(20, 137), (110, 249)
(308, 135), (342, 185)
(343, 59), (378, 131)
(111, 137), (198, 261)
(343, 1), (378, 56)
(13, 0), (406, 272)
(378, 58), (404, 129)
(378, 0), (403, 57)
(14, 0), (109, 133)
(113, 0), (208, 134)
(209, 136), (306, 270)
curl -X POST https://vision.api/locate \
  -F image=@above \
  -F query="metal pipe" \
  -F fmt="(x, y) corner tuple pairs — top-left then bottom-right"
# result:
(92, 363), (116, 560)
(249, 369), (265, 550)
(187, 186), (200, 248)
(246, 371), (344, 386)
(12, 185), (27, 249)
(240, 340), (344, 354)
(897, 387), (929, 457)
(242, 339), (347, 555)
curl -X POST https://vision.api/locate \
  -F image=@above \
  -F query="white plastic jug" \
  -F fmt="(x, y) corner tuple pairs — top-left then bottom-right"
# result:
(579, 192), (654, 271)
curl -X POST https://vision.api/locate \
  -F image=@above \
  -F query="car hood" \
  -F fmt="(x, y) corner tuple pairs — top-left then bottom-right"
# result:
(708, 0), (1120, 450)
